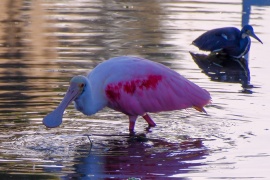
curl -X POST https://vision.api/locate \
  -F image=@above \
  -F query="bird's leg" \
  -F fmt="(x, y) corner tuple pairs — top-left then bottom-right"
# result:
(128, 115), (138, 134)
(142, 113), (156, 128)
(86, 135), (93, 149)
(87, 135), (93, 143)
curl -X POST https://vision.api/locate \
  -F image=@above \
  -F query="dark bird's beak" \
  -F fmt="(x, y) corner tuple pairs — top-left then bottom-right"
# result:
(250, 31), (263, 44)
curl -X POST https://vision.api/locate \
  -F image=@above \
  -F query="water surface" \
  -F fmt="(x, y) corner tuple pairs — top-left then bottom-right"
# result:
(0, 0), (270, 179)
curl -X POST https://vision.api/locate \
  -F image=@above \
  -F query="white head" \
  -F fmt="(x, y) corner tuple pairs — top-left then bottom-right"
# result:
(43, 75), (88, 128)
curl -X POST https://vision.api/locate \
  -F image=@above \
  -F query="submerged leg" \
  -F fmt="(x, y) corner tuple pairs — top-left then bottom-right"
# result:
(142, 113), (156, 127)
(129, 115), (138, 134)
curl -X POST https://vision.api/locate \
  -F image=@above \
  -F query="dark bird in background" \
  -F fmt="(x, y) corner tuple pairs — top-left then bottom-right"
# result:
(192, 25), (263, 58)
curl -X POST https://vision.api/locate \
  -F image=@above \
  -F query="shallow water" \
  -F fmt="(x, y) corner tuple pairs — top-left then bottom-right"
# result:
(0, 0), (270, 179)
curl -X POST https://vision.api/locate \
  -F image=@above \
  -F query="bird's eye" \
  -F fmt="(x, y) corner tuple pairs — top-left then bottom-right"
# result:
(79, 83), (85, 88)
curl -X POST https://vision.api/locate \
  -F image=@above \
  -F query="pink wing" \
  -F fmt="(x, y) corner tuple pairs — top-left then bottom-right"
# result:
(102, 57), (211, 116)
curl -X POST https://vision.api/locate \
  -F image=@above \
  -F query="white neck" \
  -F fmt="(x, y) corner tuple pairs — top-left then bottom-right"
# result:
(74, 78), (107, 116)
(242, 33), (248, 39)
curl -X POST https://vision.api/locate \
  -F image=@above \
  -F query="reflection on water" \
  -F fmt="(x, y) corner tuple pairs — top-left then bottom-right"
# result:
(67, 136), (208, 179)
(190, 52), (252, 93)
(0, 0), (270, 179)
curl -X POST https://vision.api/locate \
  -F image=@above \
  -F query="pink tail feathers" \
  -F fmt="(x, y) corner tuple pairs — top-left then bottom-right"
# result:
(191, 88), (211, 113)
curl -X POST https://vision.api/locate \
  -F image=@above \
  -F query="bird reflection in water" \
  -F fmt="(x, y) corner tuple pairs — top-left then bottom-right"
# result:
(66, 134), (207, 179)
(190, 52), (253, 93)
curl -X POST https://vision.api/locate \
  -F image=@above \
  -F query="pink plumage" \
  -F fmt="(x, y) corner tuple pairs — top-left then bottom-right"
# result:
(43, 56), (211, 133)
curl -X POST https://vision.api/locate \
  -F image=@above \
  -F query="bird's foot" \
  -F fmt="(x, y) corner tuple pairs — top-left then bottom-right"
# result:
(127, 133), (148, 143)
(145, 125), (155, 132)
(129, 129), (136, 136)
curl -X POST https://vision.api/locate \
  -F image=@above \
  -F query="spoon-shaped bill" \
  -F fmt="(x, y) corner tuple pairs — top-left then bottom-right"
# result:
(43, 83), (81, 128)
(42, 107), (64, 128)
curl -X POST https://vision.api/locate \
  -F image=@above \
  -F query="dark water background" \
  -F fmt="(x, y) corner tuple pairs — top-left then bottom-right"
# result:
(0, 0), (270, 179)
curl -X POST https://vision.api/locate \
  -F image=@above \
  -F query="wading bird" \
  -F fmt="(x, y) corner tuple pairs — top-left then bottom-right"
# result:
(43, 56), (211, 133)
(192, 25), (263, 58)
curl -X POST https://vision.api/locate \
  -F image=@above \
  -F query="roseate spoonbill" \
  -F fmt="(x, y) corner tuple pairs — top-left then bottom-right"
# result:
(192, 25), (263, 58)
(43, 56), (211, 133)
